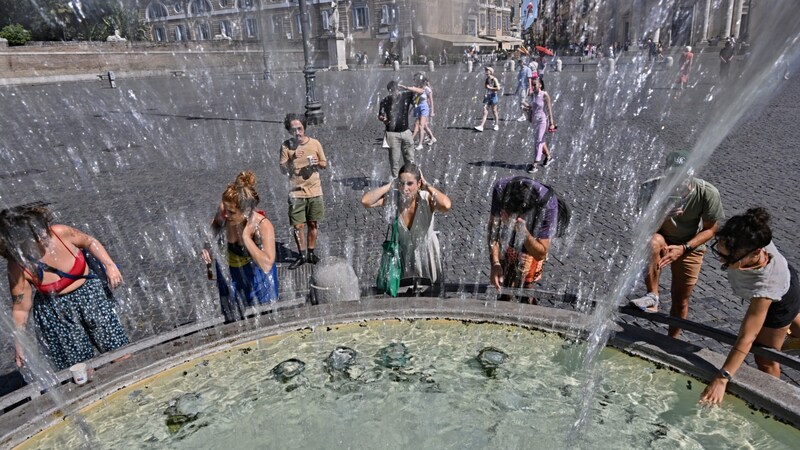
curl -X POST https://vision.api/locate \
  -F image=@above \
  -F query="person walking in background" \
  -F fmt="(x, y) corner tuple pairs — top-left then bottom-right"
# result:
(0, 205), (128, 371)
(279, 113), (328, 270)
(675, 46), (694, 97)
(201, 171), (278, 323)
(405, 73), (437, 150)
(630, 151), (725, 338)
(720, 40), (735, 81)
(475, 66), (501, 132)
(361, 163), (451, 291)
(515, 61), (533, 122)
(523, 76), (556, 173)
(487, 176), (570, 303)
(699, 208), (800, 405)
(378, 81), (416, 178)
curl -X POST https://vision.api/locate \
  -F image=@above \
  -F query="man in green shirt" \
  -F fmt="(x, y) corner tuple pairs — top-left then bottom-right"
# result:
(631, 151), (725, 338)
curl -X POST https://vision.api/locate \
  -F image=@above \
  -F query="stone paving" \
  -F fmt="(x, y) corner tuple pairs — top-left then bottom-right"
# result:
(0, 52), (799, 389)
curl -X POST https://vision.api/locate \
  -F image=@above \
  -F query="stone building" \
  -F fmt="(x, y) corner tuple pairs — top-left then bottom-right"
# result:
(142, 0), (522, 67)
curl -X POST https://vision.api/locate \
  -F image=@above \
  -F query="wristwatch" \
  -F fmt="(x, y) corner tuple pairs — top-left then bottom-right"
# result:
(683, 243), (694, 253)
(719, 369), (732, 380)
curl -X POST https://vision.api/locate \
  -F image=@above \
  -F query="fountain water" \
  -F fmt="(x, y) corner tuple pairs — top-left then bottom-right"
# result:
(0, 0), (799, 447)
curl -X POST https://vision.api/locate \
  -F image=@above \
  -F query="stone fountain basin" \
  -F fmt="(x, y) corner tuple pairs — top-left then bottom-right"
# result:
(2, 298), (799, 447)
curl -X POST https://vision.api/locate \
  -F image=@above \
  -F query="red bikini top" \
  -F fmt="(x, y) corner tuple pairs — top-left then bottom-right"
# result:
(23, 230), (87, 295)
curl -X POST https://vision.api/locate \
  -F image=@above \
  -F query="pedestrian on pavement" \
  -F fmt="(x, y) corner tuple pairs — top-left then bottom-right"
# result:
(361, 163), (452, 290)
(378, 81), (416, 178)
(406, 73), (437, 150)
(515, 61), (534, 122)
(279, 113), (328, 270)
(475, 66), (501, 132)
(0, 205), (129, 371)
(201, 171), (279, 323)
(675, 46), (694, 97)
(719, 40), (735, 81)
(630, 150), (725, 338)
(523, 76), (556, 172)
(699, 207), (800, 405)
(487, 176), (570, 303)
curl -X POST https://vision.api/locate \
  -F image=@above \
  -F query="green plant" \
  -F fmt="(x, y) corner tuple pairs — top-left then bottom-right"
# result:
(0, 24), (32, 46)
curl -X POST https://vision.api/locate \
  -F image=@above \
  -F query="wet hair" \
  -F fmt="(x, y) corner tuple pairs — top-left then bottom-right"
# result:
(398, 162), (421, 181)
(283, 113), (307, 131)
(0, 205), (53, 263)
(716, 207), (772, 259)
(500, 178), (571, 237)
(387, 80), (398, 92)
(222, 171), (260, 214)
(413, 72), (428, 86)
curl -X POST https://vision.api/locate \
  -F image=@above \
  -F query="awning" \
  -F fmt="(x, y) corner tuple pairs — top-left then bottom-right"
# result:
(481, 35), (524, 44)
(418, 33), (494, 47)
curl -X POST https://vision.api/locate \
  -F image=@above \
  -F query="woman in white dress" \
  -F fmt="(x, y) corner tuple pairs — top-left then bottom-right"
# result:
(361, 163), (451, 284)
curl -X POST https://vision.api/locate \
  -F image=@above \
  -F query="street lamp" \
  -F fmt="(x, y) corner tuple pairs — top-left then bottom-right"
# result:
(298, 0), (324, 124)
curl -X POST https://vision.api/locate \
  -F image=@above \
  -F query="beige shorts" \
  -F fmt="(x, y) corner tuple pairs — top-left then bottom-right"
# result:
(671, 247), (706, 287)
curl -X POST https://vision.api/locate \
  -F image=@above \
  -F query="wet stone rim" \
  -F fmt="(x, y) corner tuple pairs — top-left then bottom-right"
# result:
(1, 297), (799, 447)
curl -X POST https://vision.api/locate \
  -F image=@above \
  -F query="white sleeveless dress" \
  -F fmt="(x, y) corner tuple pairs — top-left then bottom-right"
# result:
(395, 190), (442, 282)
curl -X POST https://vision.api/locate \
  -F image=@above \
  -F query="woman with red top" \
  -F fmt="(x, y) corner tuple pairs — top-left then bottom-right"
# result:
(0, 205), (128, 371)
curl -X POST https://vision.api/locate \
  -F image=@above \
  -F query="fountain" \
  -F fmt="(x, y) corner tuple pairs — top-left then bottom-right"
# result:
(0, 0), (800, 448)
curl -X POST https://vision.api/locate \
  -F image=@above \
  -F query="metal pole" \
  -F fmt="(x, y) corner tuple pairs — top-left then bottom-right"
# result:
(298, 0), (324, 124)
(260, 0), (271, 79)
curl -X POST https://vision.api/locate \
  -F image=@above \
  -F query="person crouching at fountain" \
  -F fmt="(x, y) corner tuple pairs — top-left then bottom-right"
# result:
(630, 151), (725, 339)
(279, 113), (328, 269)
(201, 171), (279, 323)
(0, 205), (129, 371)
(361, 163), (451, 293)
(487, 176), (570, 303)
(699, 208), (800, 405)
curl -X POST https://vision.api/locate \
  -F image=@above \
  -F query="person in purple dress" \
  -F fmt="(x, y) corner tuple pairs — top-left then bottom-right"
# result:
(523, 77), (556, 173)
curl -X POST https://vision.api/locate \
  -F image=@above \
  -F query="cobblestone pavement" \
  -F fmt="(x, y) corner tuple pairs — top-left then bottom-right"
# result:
(0, 53), (798, 387)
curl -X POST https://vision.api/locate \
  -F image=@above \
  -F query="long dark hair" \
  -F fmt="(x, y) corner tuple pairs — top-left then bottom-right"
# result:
(716, 207), (772, 258)
(0, 205), (53, 263)
(501, 178), (570, 237)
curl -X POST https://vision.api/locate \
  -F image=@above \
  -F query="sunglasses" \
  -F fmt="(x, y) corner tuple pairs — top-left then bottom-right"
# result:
(709, 240), (753, 268)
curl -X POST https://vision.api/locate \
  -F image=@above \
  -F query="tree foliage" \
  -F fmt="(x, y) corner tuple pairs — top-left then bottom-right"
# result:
(0, 0), (148, 42)
(0, 24), (33, 46)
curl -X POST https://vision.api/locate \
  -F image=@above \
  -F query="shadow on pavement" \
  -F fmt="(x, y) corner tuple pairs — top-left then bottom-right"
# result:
(468, 161), (529, 171)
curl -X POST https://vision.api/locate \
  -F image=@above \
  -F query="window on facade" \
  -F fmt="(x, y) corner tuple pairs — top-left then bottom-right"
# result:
(220, 20), (233, 37)
(294, 14), (303, 38)
(271, 16), (283, 36)
(246, 17), (258, 37)
(175, 25), (188, 41)
(322, 10), (330, 31)
(197, 22), (211, 40)
(240, 0), (254, 7)
(147, 2), (168, 20)
(353, 5), (368, 29)
(219, 0), (230, 7)
(479, 14), (486, 30)
(174, 3), (183, 13)
(380, 5), (397, 25)
(190, 0), (213, 15)
(503, 16), (509, 32)
(489, 15), (495, 30)
(155, 26), (167, 41)
(468, 19), (477, 36)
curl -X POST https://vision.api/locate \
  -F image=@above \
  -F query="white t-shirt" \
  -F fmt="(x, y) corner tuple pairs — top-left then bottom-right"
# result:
(727, 242), (790, 302)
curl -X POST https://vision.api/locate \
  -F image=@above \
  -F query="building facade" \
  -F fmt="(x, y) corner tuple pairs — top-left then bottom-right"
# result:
(141, 0), (523, 66)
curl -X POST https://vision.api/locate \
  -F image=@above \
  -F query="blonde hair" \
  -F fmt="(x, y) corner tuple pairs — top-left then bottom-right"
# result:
(222, 171), (260, 213)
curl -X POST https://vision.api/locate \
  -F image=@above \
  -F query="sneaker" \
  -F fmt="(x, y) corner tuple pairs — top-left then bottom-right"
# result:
(517, 115), (527, 122)
(630, 293), (659, 311)
(474, 125), (484, 132)
(415, 143), (424, 151)
(288, 256), (306, 270)
(427, 137), (437, 145)
(493, 124), (499, 131)
(542, 155), (553, 167)
(307, 253), (320, 264)
(526, 164), (537, 173)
